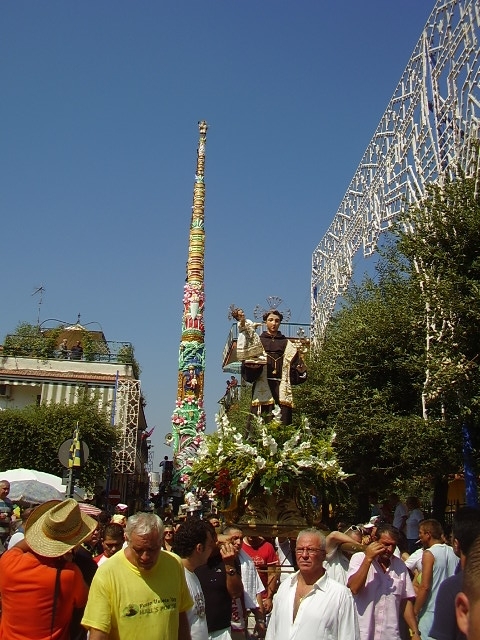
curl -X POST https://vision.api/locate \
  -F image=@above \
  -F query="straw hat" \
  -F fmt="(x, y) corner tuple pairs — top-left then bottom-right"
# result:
(25, 498), (97, 558)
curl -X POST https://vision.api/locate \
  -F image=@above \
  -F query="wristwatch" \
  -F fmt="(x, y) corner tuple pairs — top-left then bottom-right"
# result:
(226, 567), (236, 576)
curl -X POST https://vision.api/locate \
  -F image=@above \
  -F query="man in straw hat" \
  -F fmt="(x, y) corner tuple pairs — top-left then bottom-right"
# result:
(0, 498), (97, 640)
(82, 512), (193, 640)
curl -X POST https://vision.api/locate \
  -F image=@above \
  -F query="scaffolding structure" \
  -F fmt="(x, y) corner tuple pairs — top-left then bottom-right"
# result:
(113, 378), (141, 474)
(311, 0), (480, 344)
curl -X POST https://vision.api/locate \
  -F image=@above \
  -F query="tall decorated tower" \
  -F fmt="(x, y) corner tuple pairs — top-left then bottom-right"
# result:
(170, 121), (208, 485)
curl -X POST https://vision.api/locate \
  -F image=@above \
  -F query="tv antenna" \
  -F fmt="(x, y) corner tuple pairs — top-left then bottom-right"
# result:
(32, 285), (46, 327)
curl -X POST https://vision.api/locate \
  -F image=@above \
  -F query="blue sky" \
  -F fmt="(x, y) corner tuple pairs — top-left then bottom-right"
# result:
(1, 1), (434, 466)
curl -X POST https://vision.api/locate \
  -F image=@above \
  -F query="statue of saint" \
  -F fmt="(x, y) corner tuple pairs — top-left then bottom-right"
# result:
(242, 309), (307, 425)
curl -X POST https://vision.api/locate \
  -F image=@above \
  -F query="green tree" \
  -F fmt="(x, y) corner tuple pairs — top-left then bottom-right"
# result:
(3, 322), (62, 359)
(0, 396), (118, 491)
(297, 270), (463, 521)
(394, 166), (480, 422)
(392, 160), (480, 509)
(297, 158), (480, 519)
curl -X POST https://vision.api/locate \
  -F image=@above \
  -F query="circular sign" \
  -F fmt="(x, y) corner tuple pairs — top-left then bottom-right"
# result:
(58, 438), (90, 468)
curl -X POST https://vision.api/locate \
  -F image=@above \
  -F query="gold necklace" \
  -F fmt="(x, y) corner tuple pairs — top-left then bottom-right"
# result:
(297, 584), (313, 603)
(268, 354), (283, 375)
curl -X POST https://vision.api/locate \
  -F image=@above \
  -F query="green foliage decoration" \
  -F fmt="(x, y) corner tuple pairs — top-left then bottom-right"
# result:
(117, 344), (141, 379)
(78, 329), (109, 363)
(294, 250), (465, 517)
(0, 396), (118, 492)
(393, 164), (480, 419)
(3, 322), (63, 360)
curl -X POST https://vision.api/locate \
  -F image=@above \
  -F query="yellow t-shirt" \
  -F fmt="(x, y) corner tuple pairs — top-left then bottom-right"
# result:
(82, 549), (193, 640)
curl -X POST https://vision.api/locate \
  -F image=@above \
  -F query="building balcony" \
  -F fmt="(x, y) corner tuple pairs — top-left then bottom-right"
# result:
(2, 335), (135, 367)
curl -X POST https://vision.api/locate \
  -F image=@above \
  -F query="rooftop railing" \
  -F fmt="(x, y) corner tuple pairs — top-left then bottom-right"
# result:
(1, 335), (134, 365)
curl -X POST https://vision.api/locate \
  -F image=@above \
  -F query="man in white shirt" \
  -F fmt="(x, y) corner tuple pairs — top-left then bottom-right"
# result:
(266, 528), (360, 640)
(222, 526), (266, 639)
(324, 527), (365, 585)
(172, 518), (217, 640)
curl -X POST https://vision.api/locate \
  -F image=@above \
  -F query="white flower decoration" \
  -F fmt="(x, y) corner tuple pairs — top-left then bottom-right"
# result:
(272, 404), (282, 420)
(238, 478), (250, 491)
(255, 456), (266, 470)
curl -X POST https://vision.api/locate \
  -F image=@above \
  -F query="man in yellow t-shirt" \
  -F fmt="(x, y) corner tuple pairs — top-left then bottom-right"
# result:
(82, 512), (193, 640)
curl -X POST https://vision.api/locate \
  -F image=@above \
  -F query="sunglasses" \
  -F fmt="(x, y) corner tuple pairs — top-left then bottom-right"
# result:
(348, 525), (364, 533)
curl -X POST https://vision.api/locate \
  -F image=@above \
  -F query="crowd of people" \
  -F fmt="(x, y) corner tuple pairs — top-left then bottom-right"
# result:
(0, 482), (480, 640)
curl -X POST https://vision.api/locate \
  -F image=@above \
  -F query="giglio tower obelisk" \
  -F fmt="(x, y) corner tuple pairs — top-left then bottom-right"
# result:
(169, 121), (208, 486)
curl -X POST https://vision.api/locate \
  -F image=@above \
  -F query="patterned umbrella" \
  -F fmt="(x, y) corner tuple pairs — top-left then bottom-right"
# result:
(8, 480), (64, 504)
(78, 503), (102, 517)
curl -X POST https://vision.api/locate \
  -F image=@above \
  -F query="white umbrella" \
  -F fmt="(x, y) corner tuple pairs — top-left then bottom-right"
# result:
(2, 469), (64, 491)
(1, 468), (83, 502)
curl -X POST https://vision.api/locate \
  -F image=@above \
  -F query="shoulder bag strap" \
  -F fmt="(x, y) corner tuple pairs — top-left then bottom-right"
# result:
(50, 566), (62, 640)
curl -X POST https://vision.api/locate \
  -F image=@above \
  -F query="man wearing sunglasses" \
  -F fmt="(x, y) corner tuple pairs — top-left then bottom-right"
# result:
(266, 528), (359, 639)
